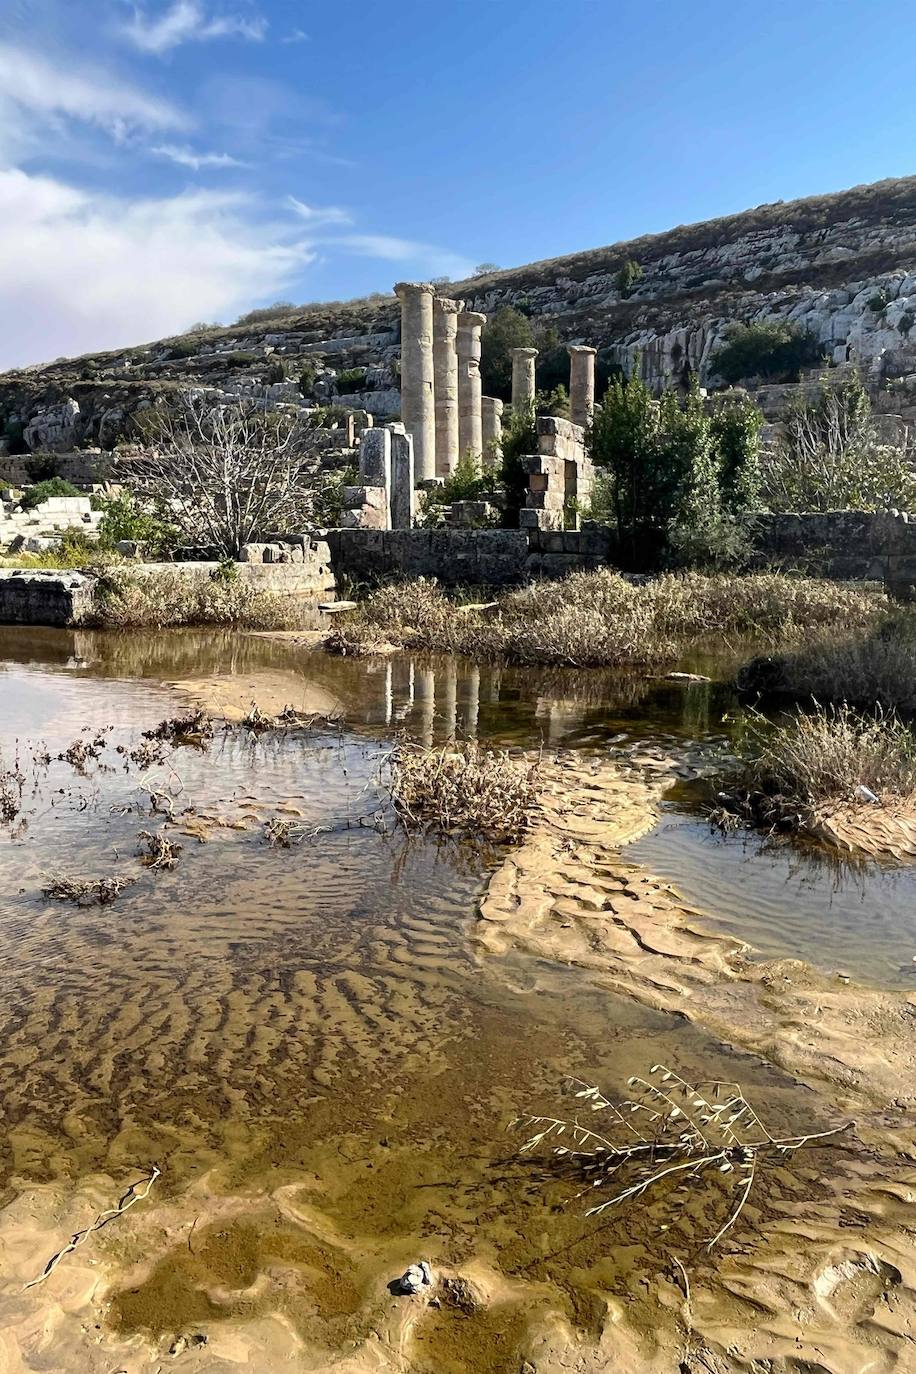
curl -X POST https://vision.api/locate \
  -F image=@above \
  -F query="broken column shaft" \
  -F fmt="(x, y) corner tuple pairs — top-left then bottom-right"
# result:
(510, 346), (538, 412)
(567, 345), (597, 428)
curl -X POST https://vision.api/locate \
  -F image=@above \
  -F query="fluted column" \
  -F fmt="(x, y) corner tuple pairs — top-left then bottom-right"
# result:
(511, 346), (538, 412)
(432, 296), (461, 478)
(457, 309), (487, 461)
(567, 345), (597, 428)
(395, 281), (436, 482)
(481, 396), (503, 468)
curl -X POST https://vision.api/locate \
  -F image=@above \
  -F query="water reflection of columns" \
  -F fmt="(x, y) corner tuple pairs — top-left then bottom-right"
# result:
(382, 660), (393, 727)
(414, 667), (435, 747)
(457, 665), (480, 738)
(388, 657), (416, 725)
(439, 660), (457, 740)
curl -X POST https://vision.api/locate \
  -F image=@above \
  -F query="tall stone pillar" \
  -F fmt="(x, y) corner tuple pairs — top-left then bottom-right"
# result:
(388, 423), (416, 529)
(457, 309), (487, 461)
(567, 345), (597, 428)
(432, 297), (461, 478)
(395, 281), (436, 482)
(511, 346), (538, 412)
(481, 396), (503, 467)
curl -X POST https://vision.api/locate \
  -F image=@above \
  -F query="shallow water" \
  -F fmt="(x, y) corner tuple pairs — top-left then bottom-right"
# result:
(0, 624), (906, 1364)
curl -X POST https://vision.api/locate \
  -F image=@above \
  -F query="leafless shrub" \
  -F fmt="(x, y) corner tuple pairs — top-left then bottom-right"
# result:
(137, 830), (183, 869)
(43, 875), (137, 906)
(513, 1066), (850, 1252)
(387, 741), (540, 843)
(59, 732), (109, 772)
(131, 392), (321, 557)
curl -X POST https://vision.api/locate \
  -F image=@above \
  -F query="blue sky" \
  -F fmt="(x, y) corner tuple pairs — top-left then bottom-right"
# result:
(1, 0), (914, 366)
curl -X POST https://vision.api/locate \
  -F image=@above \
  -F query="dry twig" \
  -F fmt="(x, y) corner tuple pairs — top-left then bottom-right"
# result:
(513, 1065), (851, 1252)
(23, 1166), (161, 1290)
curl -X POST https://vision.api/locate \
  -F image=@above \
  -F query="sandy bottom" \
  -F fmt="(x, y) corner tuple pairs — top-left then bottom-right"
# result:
(2, 718), (916, 1373)
(167, 667), (344, 721)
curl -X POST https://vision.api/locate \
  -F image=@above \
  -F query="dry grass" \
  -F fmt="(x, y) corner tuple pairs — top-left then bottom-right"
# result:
(714, 704), (916, 832)
(738, 612), (916, 714)
(90, 569), (308, 631)
(387, 740), (541, 843)
(328, 571), (885, 669)
(43, 874), (137, 906)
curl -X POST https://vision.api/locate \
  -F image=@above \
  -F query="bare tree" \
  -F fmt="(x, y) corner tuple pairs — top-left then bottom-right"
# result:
(133, 393), (319, 556)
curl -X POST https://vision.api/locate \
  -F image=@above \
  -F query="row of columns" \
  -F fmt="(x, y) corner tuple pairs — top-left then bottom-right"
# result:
(509, 343), (597, 428)
(395, 282), (490, 482)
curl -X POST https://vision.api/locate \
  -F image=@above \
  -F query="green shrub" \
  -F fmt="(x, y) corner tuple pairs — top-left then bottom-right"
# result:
(95, 493), (179, 555)
(480, 307), (537, 400)
(711, 321), (824, 384)
(499, 401), (537, 519)
(336, 367), (367, 391)
(299, 361), (318, 395)
(762, 375), (916, 512)
(868, 288), (891, 313)
(615, 258), (643, 297)
(234, 301), (296, 326)
(21, 478), (81, 510)
(899, 311), (914, 334)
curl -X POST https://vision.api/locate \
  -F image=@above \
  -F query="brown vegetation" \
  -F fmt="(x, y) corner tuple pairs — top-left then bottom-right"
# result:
(328, 571), (885, 669)
(387, 741), (540, 843)
(91, 569), (308, 631)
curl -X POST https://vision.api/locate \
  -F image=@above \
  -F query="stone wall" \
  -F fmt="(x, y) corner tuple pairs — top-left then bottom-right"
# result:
(748, 510), (916, 588)
(326, 527), (614, 585)
(0, 570), (96, 625)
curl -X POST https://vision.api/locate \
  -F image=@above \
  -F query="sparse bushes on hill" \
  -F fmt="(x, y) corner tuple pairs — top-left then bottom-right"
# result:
(615, 258), (643, 297)
(235, 301), (298, 326)
(711, 321), (824, 384)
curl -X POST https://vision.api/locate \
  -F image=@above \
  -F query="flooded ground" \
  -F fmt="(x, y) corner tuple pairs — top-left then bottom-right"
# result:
(0, 624), (913, 1371)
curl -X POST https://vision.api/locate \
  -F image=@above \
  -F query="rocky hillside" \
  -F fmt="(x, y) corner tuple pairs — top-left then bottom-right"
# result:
(5, 175), (916, 453)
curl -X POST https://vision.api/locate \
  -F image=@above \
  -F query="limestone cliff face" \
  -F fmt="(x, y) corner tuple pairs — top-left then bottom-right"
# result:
(4, 176), (916, 451)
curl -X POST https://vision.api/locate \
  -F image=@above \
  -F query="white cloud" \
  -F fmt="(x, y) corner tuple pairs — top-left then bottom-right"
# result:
(0, 40), (184, 154)
(0, 169), (311, 368)
(152, 143), (244, 169)
(122, 1), (267, 55)
(282, 29), (309, 44)
(337, 233), (474, 279)
(288, 196), (353, 227)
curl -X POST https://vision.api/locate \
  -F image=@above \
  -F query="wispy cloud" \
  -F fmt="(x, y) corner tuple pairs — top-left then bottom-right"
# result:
(282, 28), (309, 44)
(121, 1), (267, 56)
(0, 40), (185, 153)
(288, 196), (353, 228)
(153, 142), (245, 170)
(336, 233), (475, 279)
(0, 169), (310, 368)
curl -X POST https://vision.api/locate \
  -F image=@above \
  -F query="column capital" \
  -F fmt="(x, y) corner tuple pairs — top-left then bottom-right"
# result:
(394, 280), (435, 299)
(457, 310), (487, 329)
(433, 296), (462, 316)
(511, 346), (539, 359)
(567, 344), (597, 357)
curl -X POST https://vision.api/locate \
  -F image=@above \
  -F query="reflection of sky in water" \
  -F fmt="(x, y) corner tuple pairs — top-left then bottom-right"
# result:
(1, 625), (914, 989)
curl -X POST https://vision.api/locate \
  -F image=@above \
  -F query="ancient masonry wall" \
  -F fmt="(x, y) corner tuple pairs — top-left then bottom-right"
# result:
(0, 570), (97, 625)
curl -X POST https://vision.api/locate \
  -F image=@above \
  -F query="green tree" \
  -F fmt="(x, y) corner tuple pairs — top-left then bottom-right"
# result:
(615, 259), (644, 298)
(710, 321), (823, 385)
(480, 307), (536, 399)
(710, 395), (763, 512)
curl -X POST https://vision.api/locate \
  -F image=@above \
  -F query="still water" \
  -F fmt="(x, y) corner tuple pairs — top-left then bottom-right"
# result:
(0, 624), (908, 1364)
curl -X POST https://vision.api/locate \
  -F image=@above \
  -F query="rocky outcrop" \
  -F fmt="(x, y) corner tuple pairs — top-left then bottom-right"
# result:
(5, 176), (916, 447)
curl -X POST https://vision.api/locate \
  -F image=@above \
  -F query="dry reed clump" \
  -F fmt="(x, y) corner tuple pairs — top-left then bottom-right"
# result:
(738, 612), (916, 714)
(143, 710), (214, 747)
(514, 1066), (849, 1253)
(387, 740), (540, 843)
(137, 830), (182, 869)
(91, 569), (307, 631)
(43, 874), (137, 906)
(327, 571), (885, 669)
(713, 704), (916, 833)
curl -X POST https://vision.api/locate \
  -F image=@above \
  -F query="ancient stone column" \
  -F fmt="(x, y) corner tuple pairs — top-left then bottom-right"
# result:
(567, 345), (597, 428)
(388, 423), (416, 529)
(358, 427), (391, 528)
(394, 281), (436, 482)
(481, 396), (504, 467)
(432, 297), (461, 478)
(511, 346), (538, 412)
(457, 310), (487, 461)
